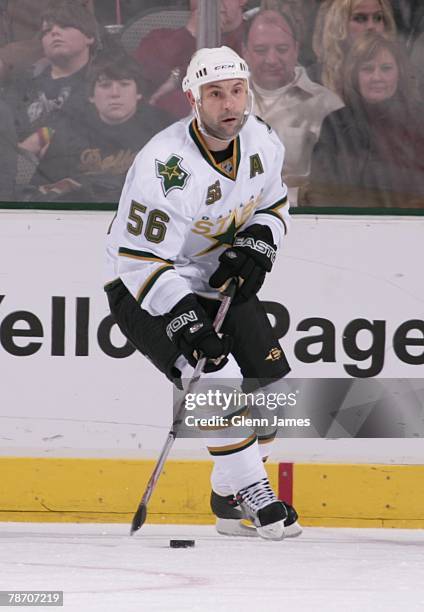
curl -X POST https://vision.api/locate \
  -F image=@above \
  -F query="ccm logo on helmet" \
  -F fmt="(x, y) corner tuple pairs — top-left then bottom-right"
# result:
(214, 63), (236, 70)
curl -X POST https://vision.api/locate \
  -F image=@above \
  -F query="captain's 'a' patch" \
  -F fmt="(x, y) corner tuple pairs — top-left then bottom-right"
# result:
(155, 154), (190, 196)
(250, 153), (264, 178)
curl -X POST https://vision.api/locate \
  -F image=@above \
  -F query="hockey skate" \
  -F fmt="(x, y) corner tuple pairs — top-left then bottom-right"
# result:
(236, 478), (286, 540)
(211, 488), (303, 539)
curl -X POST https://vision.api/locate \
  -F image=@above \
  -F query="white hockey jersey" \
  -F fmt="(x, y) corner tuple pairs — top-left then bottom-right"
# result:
(105, 115), (290, 317)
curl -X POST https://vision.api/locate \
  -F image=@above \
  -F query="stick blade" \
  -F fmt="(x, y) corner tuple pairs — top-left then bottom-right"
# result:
(130, 503), (147, 535)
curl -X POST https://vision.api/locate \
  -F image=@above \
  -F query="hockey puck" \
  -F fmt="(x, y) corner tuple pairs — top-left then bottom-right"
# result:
(169, 539), (195, 548)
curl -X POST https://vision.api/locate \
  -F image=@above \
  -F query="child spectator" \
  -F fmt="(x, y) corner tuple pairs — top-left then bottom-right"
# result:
(22, 55), (172, 203)
(12, 0), (99, 144)
(0, 0), (94, 79)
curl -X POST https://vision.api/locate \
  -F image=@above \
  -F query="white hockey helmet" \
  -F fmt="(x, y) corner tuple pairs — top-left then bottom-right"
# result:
(182, 46), (250, 100)
(183, 46), (252, 144)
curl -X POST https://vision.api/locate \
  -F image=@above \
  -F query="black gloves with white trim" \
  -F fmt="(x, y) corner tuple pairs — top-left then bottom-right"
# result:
(166, 294), (232, 373)
(209, 224), (277, 303)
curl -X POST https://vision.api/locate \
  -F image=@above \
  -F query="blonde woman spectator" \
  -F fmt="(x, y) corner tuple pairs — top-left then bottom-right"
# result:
(310, 0), (396, 96)
(299, 32), (424, 208)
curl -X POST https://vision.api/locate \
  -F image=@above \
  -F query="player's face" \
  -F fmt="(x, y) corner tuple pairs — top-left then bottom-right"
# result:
(348, 0), (385, 42)
(41, 21), (94, 61)
(357, 47), (398, 103)
(91, 77), (142, 124)
(199, 79), (248, 140)
(244, 17), (298, 90)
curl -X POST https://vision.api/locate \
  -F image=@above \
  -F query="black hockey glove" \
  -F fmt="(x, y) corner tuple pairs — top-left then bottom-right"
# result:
(209, 224), (277, 303)
(166, 294), (233, 373)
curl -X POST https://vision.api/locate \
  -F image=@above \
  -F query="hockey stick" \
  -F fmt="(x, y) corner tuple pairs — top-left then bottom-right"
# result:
(130, 279), (237, 535)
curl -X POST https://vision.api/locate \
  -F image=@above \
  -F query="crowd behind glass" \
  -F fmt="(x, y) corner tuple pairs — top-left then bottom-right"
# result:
(0, 0), (423, 208)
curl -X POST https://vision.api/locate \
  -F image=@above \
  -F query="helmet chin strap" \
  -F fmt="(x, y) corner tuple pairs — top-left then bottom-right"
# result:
(193, 90), (254, 148)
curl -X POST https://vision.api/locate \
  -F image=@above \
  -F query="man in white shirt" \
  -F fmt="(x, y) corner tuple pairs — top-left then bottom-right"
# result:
(243, 9), (344, 203)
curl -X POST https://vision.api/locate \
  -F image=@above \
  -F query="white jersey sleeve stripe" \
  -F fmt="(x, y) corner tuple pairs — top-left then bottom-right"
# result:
(136, 264), (175, 304)
(252, 196), (289, 235)
(118, 247), (174, 265)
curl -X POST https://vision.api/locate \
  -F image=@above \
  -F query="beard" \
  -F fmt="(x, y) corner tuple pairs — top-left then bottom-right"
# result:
(201, 111), (245, 141)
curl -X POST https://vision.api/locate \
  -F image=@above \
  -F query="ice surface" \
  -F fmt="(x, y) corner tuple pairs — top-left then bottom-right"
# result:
(0, 523), (423, 612)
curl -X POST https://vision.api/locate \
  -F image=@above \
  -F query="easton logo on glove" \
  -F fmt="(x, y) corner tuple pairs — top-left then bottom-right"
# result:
(166, 310), (201, 340)
(209, 224), (277, 303)
(233, 236), (276, 265)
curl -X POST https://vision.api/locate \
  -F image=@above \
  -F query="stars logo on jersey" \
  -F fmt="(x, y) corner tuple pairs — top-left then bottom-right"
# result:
(195, 211), (241, 256)
(155, 154), (190, 196)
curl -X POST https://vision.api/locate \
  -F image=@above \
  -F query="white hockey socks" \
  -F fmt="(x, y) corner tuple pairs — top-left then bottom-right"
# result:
(207, 435), (268, 494)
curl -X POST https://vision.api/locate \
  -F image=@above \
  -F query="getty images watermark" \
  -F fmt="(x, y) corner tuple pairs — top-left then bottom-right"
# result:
(174, 379), (424, 439)
(182, 387), (311, 430)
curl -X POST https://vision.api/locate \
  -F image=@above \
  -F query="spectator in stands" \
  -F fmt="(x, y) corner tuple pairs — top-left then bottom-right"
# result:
(22, 55), (172, 203)
(243, 8), (343, 203)
(13, 0), (99, 144)
(0, 0), (94, 80)
(260, 0), (307, 48)
(310, 0), (397, 97)
(134, 0), (248, 118)
(298, 32), (424, 208)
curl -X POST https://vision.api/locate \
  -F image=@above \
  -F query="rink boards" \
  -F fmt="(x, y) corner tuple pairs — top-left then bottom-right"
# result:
(1, 211), (423, 529)
(1, 458), (423, 528)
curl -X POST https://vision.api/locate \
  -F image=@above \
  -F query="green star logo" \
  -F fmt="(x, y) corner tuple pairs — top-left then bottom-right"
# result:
(155, 154), (190, 196)
(196, 213), (241, 256)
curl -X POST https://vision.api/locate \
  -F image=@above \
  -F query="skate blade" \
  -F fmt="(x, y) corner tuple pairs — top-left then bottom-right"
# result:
(216, 518), (258, 538)
(257, 519), (286, 541)
(285, 521), (303, 538)
(216, 518), (302, 539)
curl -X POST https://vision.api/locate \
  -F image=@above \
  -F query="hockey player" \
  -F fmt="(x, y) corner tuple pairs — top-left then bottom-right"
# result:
(105, 46), (301, 540)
